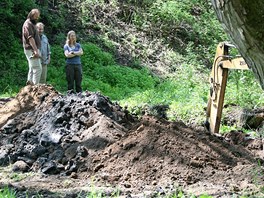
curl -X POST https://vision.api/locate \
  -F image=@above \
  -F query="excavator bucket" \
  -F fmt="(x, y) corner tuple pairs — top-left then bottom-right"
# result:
(205, 42), (249, 133)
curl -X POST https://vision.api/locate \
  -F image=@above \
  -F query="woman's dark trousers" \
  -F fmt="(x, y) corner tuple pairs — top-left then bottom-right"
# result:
(66, 64), (82, 93)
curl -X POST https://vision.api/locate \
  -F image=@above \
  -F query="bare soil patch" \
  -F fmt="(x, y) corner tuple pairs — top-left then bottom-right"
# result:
(0, 85), (264, 197)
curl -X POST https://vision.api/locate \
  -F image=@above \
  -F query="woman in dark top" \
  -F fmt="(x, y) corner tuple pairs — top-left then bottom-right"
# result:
(64, 30), (84, 93)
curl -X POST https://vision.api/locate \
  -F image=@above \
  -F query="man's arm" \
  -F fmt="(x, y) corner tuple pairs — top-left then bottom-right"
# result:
(29, 37), (40, 58)
(47, 41), (51, 64)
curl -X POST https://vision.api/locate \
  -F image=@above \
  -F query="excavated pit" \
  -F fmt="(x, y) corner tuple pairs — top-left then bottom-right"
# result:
(0, 84), (264, 197)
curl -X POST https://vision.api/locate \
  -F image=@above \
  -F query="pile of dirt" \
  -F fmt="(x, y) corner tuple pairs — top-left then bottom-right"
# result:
(0, 85), (264, 197)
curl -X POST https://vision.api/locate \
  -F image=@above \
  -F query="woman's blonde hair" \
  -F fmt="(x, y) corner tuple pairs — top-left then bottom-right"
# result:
(66, 30), (76, 46)
(36, 22), (44, 28)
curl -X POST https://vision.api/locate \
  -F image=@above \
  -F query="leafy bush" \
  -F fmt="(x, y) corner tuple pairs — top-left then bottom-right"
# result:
(83, 44), (158, 99)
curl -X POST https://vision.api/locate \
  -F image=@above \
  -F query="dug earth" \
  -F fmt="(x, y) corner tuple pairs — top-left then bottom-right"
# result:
(0, 85), (263, 197)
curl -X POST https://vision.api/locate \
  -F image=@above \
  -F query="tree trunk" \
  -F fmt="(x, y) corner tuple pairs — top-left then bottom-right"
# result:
(211, 0), (264, 90)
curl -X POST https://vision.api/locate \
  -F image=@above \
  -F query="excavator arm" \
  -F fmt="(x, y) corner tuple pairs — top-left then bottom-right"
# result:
(205, 42), (249, 133)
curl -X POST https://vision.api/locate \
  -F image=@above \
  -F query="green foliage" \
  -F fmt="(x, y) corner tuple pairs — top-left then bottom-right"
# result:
(120, 61), (209, 124)
(0, 48), (28, 96)
(220, 125), (240, 134)
(81, 43), (158, 100)
(35, 1), (83, 45)
(82, 43), (153, 89)
(84, 189), (120, 198)
(150, 0), (194, 23)
(0, 0), (36, 96)
(225, 70), (264, 108)
(130, 0), (227, 66)
(82, 43), (115, 67)
(46, 45), (68, 92)
(46, 43), (158, 100)
(0, 0), (36, 93)
(0, 186), (16, 198)
(198, 195), (213, 198)
(0, 0), (36, 46)
(86, 65), (157, 100)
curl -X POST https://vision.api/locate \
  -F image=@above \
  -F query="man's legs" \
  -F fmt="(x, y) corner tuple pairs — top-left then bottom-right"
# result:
(31, 53), (42, 84)
(40, 64), (47, 84)
(24, 49), (33, 84)
(24, 49), (42, 84)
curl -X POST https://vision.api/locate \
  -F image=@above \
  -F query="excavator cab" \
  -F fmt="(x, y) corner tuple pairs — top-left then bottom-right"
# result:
(205, 42), (249, 133)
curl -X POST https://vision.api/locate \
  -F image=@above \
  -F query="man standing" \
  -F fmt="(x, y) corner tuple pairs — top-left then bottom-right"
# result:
(22, 9), (42, 85)
(36, 22), (51, 84)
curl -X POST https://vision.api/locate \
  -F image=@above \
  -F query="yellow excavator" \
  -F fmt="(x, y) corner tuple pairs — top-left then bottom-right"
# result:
(205, 42), (249, 133)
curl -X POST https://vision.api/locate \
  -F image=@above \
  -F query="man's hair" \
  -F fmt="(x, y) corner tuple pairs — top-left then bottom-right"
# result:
(27, 9), (40, 20)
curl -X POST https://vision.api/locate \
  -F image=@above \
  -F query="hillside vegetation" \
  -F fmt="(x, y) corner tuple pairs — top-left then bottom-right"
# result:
(0, 0), (263, 131)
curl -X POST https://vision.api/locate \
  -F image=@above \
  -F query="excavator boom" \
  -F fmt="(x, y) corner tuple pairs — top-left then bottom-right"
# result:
(206, 42), (249, 133)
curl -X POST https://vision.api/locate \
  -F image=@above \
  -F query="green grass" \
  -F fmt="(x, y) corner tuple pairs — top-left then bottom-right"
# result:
(0, 187), (16, 198)
(47, 43), (159, 99)
(225, 70), (264, 108)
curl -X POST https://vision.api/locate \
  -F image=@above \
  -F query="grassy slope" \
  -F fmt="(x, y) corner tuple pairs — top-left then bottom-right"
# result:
(0, 0), (263, 132)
